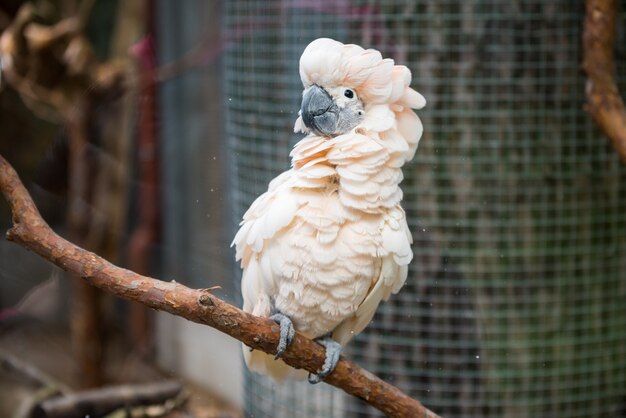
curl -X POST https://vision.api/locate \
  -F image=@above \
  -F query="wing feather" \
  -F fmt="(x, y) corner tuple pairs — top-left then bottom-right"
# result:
(332, 206), (412, 346)
(236, 182), (310, 382)
(232, 175), (300, 264)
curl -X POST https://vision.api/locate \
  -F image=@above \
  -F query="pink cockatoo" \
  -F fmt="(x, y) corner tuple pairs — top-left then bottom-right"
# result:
(232, 38), (425, 382)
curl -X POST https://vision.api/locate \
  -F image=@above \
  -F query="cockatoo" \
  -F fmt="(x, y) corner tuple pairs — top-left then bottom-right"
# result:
(232, 38), (425, 383)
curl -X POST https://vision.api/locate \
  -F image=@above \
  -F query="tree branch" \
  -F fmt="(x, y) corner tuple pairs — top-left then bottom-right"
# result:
(0, 154), (441, 418)
(582, 0), (626, 163)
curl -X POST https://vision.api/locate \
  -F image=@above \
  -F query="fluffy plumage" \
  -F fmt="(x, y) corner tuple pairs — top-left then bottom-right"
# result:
(232, 38), (425, 381)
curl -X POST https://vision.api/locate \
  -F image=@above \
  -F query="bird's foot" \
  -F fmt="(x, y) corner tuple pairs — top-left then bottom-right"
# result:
(308, 337), (342, 384)
(270, 312), (295, 360)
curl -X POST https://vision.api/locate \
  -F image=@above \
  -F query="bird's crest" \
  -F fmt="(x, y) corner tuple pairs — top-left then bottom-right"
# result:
(298, 38), (426, 108)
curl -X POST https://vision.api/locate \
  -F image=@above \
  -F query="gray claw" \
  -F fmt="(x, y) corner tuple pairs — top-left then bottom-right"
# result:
(308, 337), (342, 384)
(308, 372), (323, 384)
(270, 313), (295, 359)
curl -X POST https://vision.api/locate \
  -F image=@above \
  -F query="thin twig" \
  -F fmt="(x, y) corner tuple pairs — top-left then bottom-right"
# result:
(0, 154), (441, 418)
(0, 350), (71, 394)
(33, 380), (183, 418)
(582, 0), (626, 163)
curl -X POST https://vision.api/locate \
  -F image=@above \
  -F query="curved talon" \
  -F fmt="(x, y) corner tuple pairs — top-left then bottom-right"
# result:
(308, 337), (342, 384)
(308, 372), (322, 384)
(270, 313), (295, 359)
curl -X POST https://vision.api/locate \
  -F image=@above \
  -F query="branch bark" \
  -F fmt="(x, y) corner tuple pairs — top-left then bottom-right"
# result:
(0, 154), (441, 418)
(582, 0), (626, 163)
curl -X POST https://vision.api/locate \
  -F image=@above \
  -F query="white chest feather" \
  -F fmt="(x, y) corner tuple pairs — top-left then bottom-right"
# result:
(234, 166), (412, 339)
(263, 191), (384, 338)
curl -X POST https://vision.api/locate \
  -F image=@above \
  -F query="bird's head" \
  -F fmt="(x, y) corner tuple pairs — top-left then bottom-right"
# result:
(300, 84), (364, 137)
(295, 38), (425, 138)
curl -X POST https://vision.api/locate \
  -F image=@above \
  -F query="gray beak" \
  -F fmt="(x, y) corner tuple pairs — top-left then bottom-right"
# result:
(301, 85), (338, 136)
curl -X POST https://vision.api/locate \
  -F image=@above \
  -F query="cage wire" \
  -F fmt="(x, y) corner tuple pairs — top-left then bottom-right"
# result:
(223, 1), (626, 417)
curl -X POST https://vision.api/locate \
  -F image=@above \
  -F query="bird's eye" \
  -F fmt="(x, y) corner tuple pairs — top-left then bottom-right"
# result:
(344, 89), (354, 99)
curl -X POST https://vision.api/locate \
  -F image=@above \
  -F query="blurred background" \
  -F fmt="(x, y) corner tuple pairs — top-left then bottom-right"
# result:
(1, 1), (626, 417)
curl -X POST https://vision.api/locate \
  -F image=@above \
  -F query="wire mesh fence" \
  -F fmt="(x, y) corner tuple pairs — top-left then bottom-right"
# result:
(223, 1), (626, 417)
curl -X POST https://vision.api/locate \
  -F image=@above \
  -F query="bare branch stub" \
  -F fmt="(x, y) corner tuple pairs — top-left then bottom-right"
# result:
(582, 0), (626, 163)
(0, 154), (442, 418)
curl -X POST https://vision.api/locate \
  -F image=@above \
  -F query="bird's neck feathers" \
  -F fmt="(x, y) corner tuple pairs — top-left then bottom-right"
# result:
(288, 103), (422, 212)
